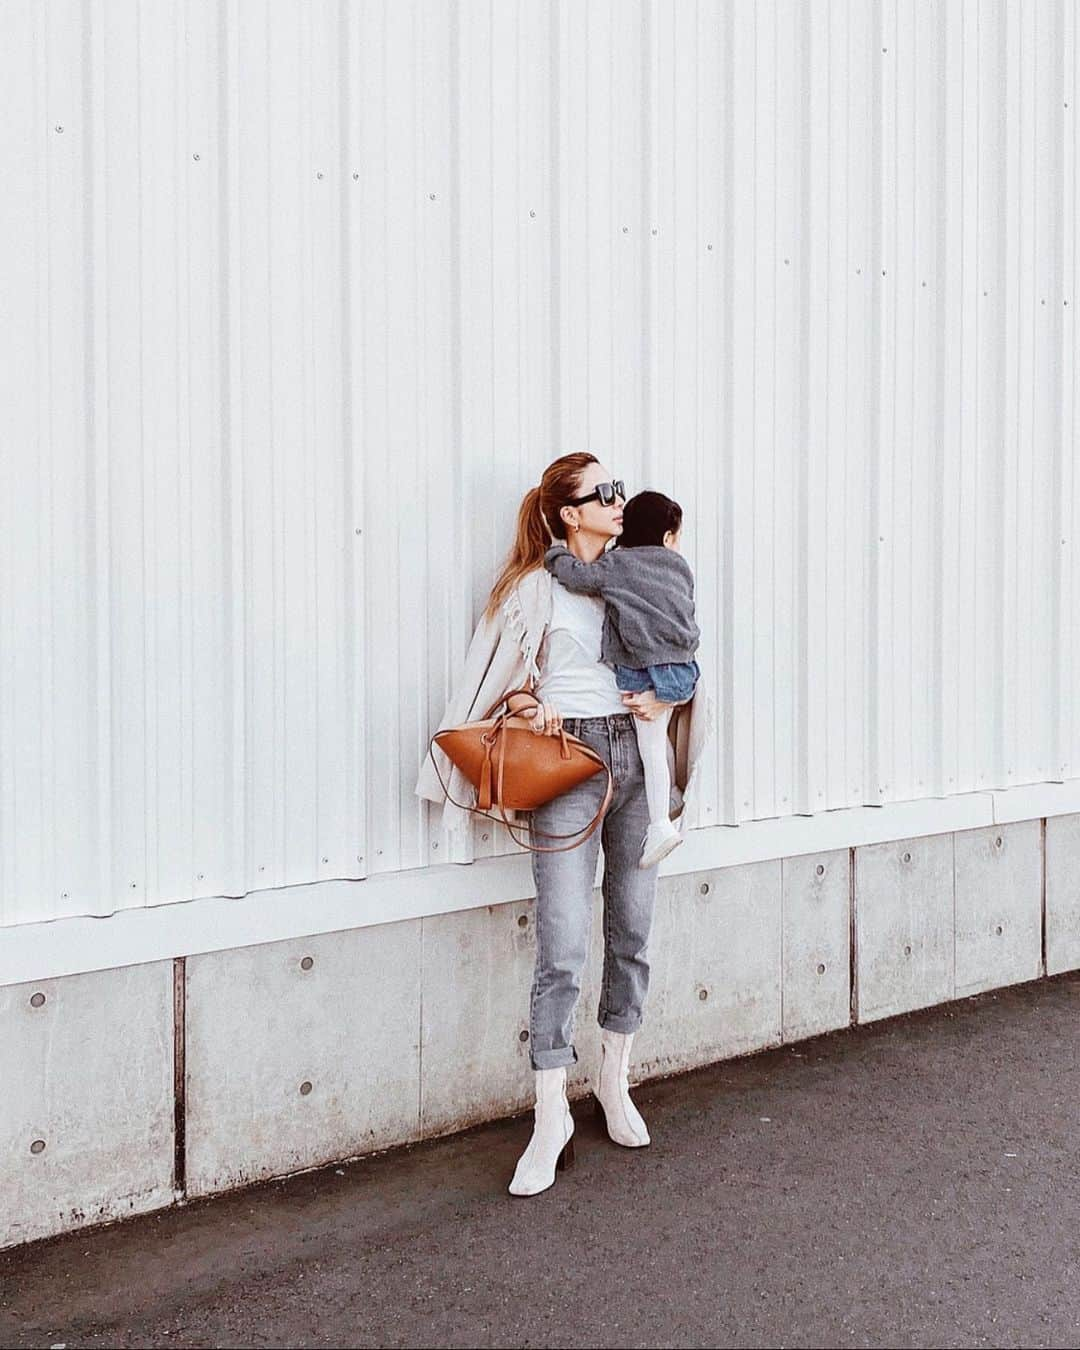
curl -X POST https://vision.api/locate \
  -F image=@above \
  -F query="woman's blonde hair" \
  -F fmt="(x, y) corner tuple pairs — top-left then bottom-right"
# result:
(482, 452), (598, 622)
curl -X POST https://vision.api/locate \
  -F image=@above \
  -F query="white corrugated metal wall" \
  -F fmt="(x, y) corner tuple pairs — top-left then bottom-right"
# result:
(1, 0), (1077, 932)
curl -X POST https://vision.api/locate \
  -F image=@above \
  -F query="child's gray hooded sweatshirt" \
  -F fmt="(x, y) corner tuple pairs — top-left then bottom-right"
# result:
(543, 542), (700, 670)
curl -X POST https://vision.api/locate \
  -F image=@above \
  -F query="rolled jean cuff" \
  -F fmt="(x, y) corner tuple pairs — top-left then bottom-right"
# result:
(530, 1045), (578, 1071)
(598, 1011), (643, 1035)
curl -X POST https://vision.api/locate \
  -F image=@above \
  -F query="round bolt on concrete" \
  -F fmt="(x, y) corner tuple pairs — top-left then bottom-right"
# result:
(817, 963), (826, 975)
(517, 914), (528, 928)
(816, 864), (825, 876)
(698, 988), (709, 1001)
(700, 882), (711, 895)
(30, 1139), (45, 1154)
(299, 1081), (313, 1096)
(30, 992), (46, 1008)
(300, 956), (314, 971)
(519, 1029), (529, 1042)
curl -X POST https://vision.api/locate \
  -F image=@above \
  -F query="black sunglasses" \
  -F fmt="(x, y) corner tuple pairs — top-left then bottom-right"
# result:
(566, 479), (626, 508)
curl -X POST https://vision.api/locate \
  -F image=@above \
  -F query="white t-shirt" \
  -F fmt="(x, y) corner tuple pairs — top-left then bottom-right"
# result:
(534, 579), (628, 717)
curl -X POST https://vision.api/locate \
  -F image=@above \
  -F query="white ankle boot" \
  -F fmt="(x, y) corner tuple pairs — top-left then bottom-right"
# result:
(508, 1066), (576, 1196)
(593, 1027), (650, 1147)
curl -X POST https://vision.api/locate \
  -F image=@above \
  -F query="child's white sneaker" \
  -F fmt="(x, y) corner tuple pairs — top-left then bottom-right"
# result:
(639, 818), (683, 869)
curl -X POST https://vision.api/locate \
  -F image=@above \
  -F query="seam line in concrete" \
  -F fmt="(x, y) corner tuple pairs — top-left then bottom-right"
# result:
(173, 957), (187, 1196)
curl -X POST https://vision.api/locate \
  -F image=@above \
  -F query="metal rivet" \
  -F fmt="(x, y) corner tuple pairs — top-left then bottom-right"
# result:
(30, 1139), (46, 1154)
(197, 873), (204, 881)
(517, 915), (528, 928)
(30, 992), (46, 1008)
(622, 226), (629, 233)
(316, 171), (324, 179)
(193, 153), (200, 161)
(355, 527), (362, 534)
(904, 944), (912, 956)
(700, 882), (710, 895)
(519, 1029), (529, 1042)
(300, 1081), (313, 1095)
(130, 881), (137, 888)
(903, 851), (911, 863)
(259, 865), (265, 871)
(651, 227), (658, 235)
(321, 856), (328, 863)
(816, 864), (825, 876)
(698, 988), (708, 1001)
(817, 963), (826, 975)
(55, 124), (64, 132)
(429, 192), (436, 200)
(995, 836), (1003, 848)
(481, 832), (489, 841)
(432, 842), (438, 849)
(61, 891), (69, 899)
(357, 855), (364, 862)
(995, 924), (1004, 936)
(856, 267), (862, 274)
(352, 172), (359, 180)
(707, 243), (713, 250)
(882, 269), (887, 276)
(300, 956), (314, 971)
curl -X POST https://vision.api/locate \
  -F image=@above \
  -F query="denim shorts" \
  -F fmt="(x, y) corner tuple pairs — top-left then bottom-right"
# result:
(613, 659), (700, 705)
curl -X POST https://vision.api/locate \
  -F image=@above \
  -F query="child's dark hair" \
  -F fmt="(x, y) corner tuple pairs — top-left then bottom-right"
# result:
(617, 491), (683, 548)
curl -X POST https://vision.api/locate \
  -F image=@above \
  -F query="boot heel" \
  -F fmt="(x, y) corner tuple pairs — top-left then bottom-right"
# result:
(557, 1135), (576, 1172)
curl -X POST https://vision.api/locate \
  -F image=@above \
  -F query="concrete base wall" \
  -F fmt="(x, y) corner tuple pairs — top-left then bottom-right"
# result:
(3, 813), (1077, 1250)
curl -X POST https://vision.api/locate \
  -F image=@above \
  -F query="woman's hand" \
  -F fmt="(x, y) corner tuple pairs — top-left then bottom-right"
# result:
(507, 694), (563, 736)
(620, 689), (674, 722)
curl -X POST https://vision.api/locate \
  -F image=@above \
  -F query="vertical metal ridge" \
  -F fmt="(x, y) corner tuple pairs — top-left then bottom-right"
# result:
(86, 0), (115, 915)
(221, 0), (246, 897)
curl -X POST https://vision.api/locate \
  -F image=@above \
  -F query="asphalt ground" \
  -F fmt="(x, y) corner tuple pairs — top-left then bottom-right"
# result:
(3, 972), (1080, 1350)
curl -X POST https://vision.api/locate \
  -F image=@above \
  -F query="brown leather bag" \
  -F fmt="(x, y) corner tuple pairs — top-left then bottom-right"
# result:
(429, 687), (613, 853)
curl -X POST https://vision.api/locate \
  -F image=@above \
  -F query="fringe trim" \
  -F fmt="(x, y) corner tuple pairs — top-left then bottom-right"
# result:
(501, 587), (541, 683)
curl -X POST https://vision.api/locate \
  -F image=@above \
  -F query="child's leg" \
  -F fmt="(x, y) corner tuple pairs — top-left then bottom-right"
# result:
(633, 708), (674, 827)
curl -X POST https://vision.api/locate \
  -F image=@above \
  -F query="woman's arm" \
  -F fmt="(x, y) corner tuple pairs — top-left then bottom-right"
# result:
(620, 688), (675, 722)
(506, 691), (563, 736)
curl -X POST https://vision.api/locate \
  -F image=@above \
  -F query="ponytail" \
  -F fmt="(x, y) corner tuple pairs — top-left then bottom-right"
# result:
(483, 453), (598, 622)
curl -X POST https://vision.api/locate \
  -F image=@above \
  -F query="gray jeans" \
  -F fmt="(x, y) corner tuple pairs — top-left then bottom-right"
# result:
(527, 712), (659, 1071)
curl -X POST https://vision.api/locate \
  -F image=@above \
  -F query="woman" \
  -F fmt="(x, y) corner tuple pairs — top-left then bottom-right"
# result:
(415, 453), (713, 1197)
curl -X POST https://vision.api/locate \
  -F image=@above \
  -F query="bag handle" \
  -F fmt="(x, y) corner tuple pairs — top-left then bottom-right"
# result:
(428, 687), (614, 854)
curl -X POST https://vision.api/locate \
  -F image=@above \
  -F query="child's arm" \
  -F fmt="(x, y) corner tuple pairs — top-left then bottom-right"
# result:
(543, 543), (617, 597)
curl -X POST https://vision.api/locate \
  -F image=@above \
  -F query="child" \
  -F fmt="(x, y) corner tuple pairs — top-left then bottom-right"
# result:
(543, 490), (701, 868)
